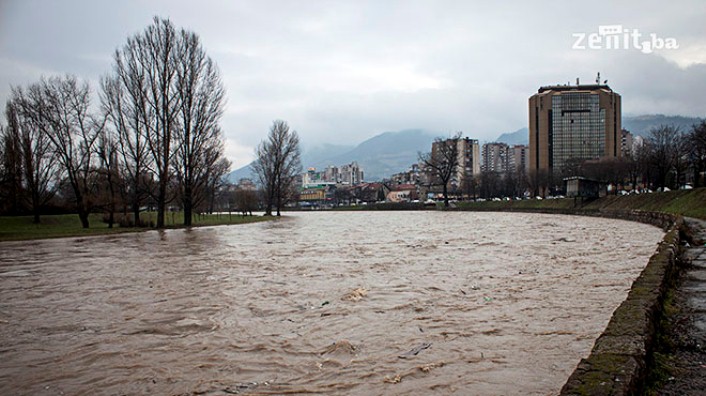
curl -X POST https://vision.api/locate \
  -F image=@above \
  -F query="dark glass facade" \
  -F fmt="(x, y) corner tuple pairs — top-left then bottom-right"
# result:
(550, 93), (605, 171)
(529, 84), (620, 177)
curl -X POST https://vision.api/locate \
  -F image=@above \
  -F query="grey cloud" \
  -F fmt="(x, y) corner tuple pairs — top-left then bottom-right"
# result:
(1, 0), (704, 169)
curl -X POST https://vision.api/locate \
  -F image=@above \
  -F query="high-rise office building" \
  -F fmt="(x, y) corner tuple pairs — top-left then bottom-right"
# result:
(529, 83), (621, 175)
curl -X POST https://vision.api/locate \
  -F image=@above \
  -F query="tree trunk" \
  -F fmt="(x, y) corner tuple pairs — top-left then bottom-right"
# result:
(108, 182), (116, 228)
(157, 179), (166, 228)
(276, 193), (281, 216)
(184, 189), (192, 226)
(78, 210), (90, 229)
(32, 193), (40, 224)
(132, 202), (140, 227)
(442, 184), (449, 208)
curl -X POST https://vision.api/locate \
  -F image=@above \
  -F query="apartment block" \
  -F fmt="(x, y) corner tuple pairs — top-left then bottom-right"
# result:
(430, 136), (480, 188)
(512, 144), (530, 174)
(481, 142), (511, 173)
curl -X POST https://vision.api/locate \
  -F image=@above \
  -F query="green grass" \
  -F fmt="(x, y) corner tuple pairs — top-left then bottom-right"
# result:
(456, 197), (576, 211)
(455, 188), (706, 220)
(0, 212), (272, 242)
(577, 188), (706, 219)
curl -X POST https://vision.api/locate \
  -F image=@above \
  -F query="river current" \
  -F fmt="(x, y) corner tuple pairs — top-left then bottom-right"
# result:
(0, 211), (664, 395)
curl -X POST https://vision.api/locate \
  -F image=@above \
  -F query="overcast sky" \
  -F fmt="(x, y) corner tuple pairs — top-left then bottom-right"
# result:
(1, 0), (705, 168)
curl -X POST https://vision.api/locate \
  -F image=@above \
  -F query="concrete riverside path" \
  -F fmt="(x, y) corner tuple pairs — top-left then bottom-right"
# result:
(657, 217), (706, 395)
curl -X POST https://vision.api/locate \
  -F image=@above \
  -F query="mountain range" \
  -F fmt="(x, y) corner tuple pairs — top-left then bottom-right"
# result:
(228, 114), (704, 183)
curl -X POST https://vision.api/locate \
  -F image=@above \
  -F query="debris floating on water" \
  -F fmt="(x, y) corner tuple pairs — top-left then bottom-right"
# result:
(322, 340), (357, 355)
(342, 288), (368, 302)
(383, 374), (402, 384)
(399, 342), (432, 358)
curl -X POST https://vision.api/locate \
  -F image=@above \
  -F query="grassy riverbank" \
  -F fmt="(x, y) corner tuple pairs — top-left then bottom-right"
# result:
(459, 188), (706, 220)
(0, 212), (271, 242)
(334, 188), (706, 220)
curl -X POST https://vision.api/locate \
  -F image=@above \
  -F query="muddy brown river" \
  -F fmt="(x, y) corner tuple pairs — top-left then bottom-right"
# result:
(0, 211), (664, 395)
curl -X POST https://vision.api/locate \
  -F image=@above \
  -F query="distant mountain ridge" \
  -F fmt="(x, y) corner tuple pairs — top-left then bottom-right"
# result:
(623, 114), (702, 137)
(496, 127), (529, 145)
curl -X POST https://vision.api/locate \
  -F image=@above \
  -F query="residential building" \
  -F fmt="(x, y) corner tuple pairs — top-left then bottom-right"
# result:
(323, 165), (339, 183)
(299, 184), (334, 208)
(302, 167), (322, 186)
(301, 163), (363, 187)
(458, 137), (481, 182)
(386, 183), (419, 203)
(529, 83), (621, 175)
(430, 136), (480, 190)
(482, 142), (511, 173)
(339, 161), (364, 185)
(354, 182), (386, 203)
(620, 129), (634, 157)
(511, 144), (530, 174)
(390, 163), (422, 185)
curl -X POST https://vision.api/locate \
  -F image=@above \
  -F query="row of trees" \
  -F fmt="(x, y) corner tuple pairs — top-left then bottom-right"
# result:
(543, 122), (706, 195)
(420, 122), (706, 204)
(0, 17), (230, 228)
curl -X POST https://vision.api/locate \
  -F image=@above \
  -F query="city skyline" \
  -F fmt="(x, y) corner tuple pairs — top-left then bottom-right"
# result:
(1, 0), (705, 169)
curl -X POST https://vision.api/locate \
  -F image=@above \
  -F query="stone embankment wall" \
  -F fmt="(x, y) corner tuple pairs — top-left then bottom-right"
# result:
(547, 210), (682, 395)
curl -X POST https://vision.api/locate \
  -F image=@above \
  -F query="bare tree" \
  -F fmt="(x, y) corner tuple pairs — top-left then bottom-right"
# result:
(4, 94), (57, 222)
(461, 173), (478, 200)
(100, 73), (151, 226)
(113, 17), (182, 228)
(0, 122), (26, 215)
(20, 76), (100, 228)
(623, 149), (642, 190)
(689, 121), (706, 187)
(187, 139), (230, 215)
(108, 17), (228, 227)
(479, 170), (501, 199)
(173, 29), (226, 225)
(528, 168), (550, 198)
(646, 125), (680, 190)
(234, 187), (258, 216)
(419, 132), (461, 207)
(672, 132), (690, 189)
(252, 120), (302, 216)
(96, 128), (122, 228)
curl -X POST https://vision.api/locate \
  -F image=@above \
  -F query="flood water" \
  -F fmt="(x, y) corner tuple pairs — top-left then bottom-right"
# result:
(0, 211), (664, 395)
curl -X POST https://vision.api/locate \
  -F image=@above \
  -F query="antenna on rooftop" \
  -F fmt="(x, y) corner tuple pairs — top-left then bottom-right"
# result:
(596, 72), (601, 84)
(576, 77), (580, 86)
